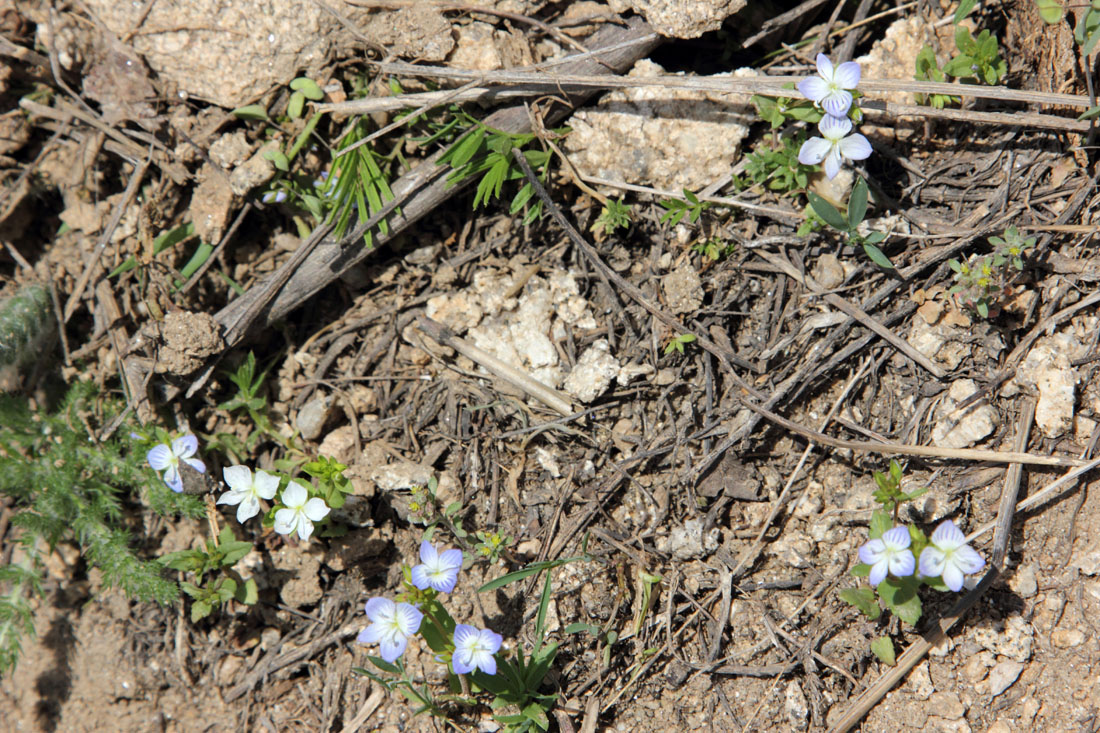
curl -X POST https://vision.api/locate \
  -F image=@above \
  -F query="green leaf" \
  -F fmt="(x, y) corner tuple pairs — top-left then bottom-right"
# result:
(862, 241), (894, 269)
(850, 562), (872, 577)
(287, 91), (305, 120)
(953, 0), (977, 23)
(806, 192), (848, 231)
(263, 148), (290, 172)
(839, 587), (881, 620)
(943, 55), (976, 78)
(878, 576), (922, 625)
(870, 636), (896, 665)
(232, 104), (269, 121)
(236, 577), (258, 605)
(367, 655), (401, 675)
(869, 509), (893, 540)
(1035, 0), (1064, 23)
(478, 554), (588, 593)
(289, 77), (324, 101)
(848, 176), (869, 229)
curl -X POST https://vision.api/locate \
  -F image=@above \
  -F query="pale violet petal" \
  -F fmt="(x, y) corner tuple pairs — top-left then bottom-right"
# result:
(172, 434), (198, 458)
(273, 507), (297, 535)
(941, 562), (964, 592)
(858, 539), (886, 565)
(477, 652), (497, 676)
(454, 624), (477, 647)
(833, 61), (861, 89)
(216, 490), (243, 506)
(952, 545), (986, 575)
(868, 560), (888, 586)
(919, 546), (946, 578)
(236, 495), (261, 523)
(253, 469), (280, 500)
(420, 540), (438, 565)
(798, 137), (831, 165)
(482, 629), (503, 654)
(358, 624), (384, 645)
(932, 520), (965, 550)
(821, 90), (853, 117)
(163, 465), (183, 493)
(146, 444), (174, 471)
(295, 516), (314, 541)
(365, 597), (395, 620)
(183, 457), (206, 474)
(223, 465), (252, 490)
(411, 565), (431, 590)
(818, 113), (852, 140)
(302, 497), (330, 522)
(815, 53), (834, 80)
(281, 481), (308, 509)
(839, 133), (872, 161)
(888, 550), (916, 578)
(823, 149), (842, 179)
(882, 526), (911, 550)
(379, 636), (407, 663)
(453, 651), (475, 674)
(797, 77), (830, 103)
(439, 548), (464, 571)
(395, 603), (423, 635)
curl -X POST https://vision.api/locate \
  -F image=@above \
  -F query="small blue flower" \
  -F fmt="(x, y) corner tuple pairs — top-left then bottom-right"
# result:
(919, 520), (985, 591)
(410, 540), (463, 593)
(858, 526), (915, 586)
(146, 434), (205, 493)
(797, 53), (862, 117)
(798, 114), (872, 180)
(357, 598), (423, 663)
(451, 624), (502, 675)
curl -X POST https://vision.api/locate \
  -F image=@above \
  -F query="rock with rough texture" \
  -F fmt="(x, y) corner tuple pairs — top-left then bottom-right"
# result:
(1012, 332), (1081, 438)
(362, 6), (455, 62)
(564, 60), (755, 192)
(932, 379), (998, 449)
(907, 317), (971, 370)
(84, 0), (335, 108)
(973, 614), (1033, 663)
(272, 547), (323, 608)
(563, 340), (620, 403)
(605, 0), (746, 38)
(988, 661), (1024, 697)
(296, 394), (331, 441)
(658, 518), (720, 560)
(153, 311), (224, 376)
(785, 680), (809, 732)
(663, 262), (704, 315)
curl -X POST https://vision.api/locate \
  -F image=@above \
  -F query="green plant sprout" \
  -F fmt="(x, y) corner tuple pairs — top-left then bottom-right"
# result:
(590, 198), (633, 238)
(437, 114), (558, 225)
(663, 333), (696, 355)
(0, 382), (204, 675)
(474, 530), (513, 564)
(914, 46), (960, 109)
(750, 89), (823, 130)
(806, 176), (892, 268)
(942, 26), (1008, 86)
(162, 526), (258, 622)
(947, 225), (1034, 318)
(324, 117), (398, 246)
(693, 236), (736, 261)
(658, 189), (711, 227)
(840, 462), (985, 666)
(737, 135), (815, 196)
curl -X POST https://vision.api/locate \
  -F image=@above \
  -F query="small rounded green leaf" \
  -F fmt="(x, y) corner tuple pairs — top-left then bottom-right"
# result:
(263, 148), (290, 171)
(870, 636), (896, 666)
(289, 77), (325, 101)
(288, 91), (305, 120)
(232, 103), (269, 121)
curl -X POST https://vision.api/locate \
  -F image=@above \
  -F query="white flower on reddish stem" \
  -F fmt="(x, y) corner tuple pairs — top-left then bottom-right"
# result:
(798, 114), (872, 180)
(146, 434), (205, 493)
(858, 526), (916, 586)
(919, 520), (986, 591)
(410, 541), (463, 593)
(451, 624), (502, 675)
(357, 598), (423, 662)
(216, 465), (279, 523)
(273, 481), (330, 541)
(797, 53), (862, 117)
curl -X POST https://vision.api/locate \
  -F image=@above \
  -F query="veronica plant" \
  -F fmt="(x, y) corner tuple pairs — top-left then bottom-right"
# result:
(796, 54), (872, 182)
(806, 176), (892, 268)
(840, 461), (986, 665)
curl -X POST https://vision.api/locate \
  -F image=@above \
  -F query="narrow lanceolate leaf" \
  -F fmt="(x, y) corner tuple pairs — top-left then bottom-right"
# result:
(870, 636), (896, 665)
(806, 192), (848, 231)
(848, 176), (869, 229)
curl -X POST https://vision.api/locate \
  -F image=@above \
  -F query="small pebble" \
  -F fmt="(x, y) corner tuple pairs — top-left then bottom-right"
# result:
(988, 661), (1023, 697)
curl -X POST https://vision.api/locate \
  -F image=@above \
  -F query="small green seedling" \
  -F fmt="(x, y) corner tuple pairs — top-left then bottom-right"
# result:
(947, 225), (1034, 319)
(591, 198), (633, 239)
(914, 46), (960, 109)
(693, 236), (736, 261)
(738, 135), (815, 197)
(663, 333), (696, 355)
(942, 27), (1007, 86)
(806, 176), (892, 268)
(659, 189), (711, 227)
(162, 526), (258, 622)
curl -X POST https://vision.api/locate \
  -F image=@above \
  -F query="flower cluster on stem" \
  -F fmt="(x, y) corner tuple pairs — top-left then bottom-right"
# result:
(797, 54), (872, 180)
(857, 519), (985, 590)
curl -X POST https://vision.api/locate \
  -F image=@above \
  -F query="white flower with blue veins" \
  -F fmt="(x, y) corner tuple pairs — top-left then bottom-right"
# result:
(919, 520), (986, 592)
(272, 480), (330, 541)
(357, 598), (423, 663)
(797, 53), (862, 117)
(146, 434), (206, 493)
(410, 541), (463, 594)
(217, 465), (279, 523)
(858, 526), (916, 586)
(451, 624), (503, 675)
(798, 113), (872, 180)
